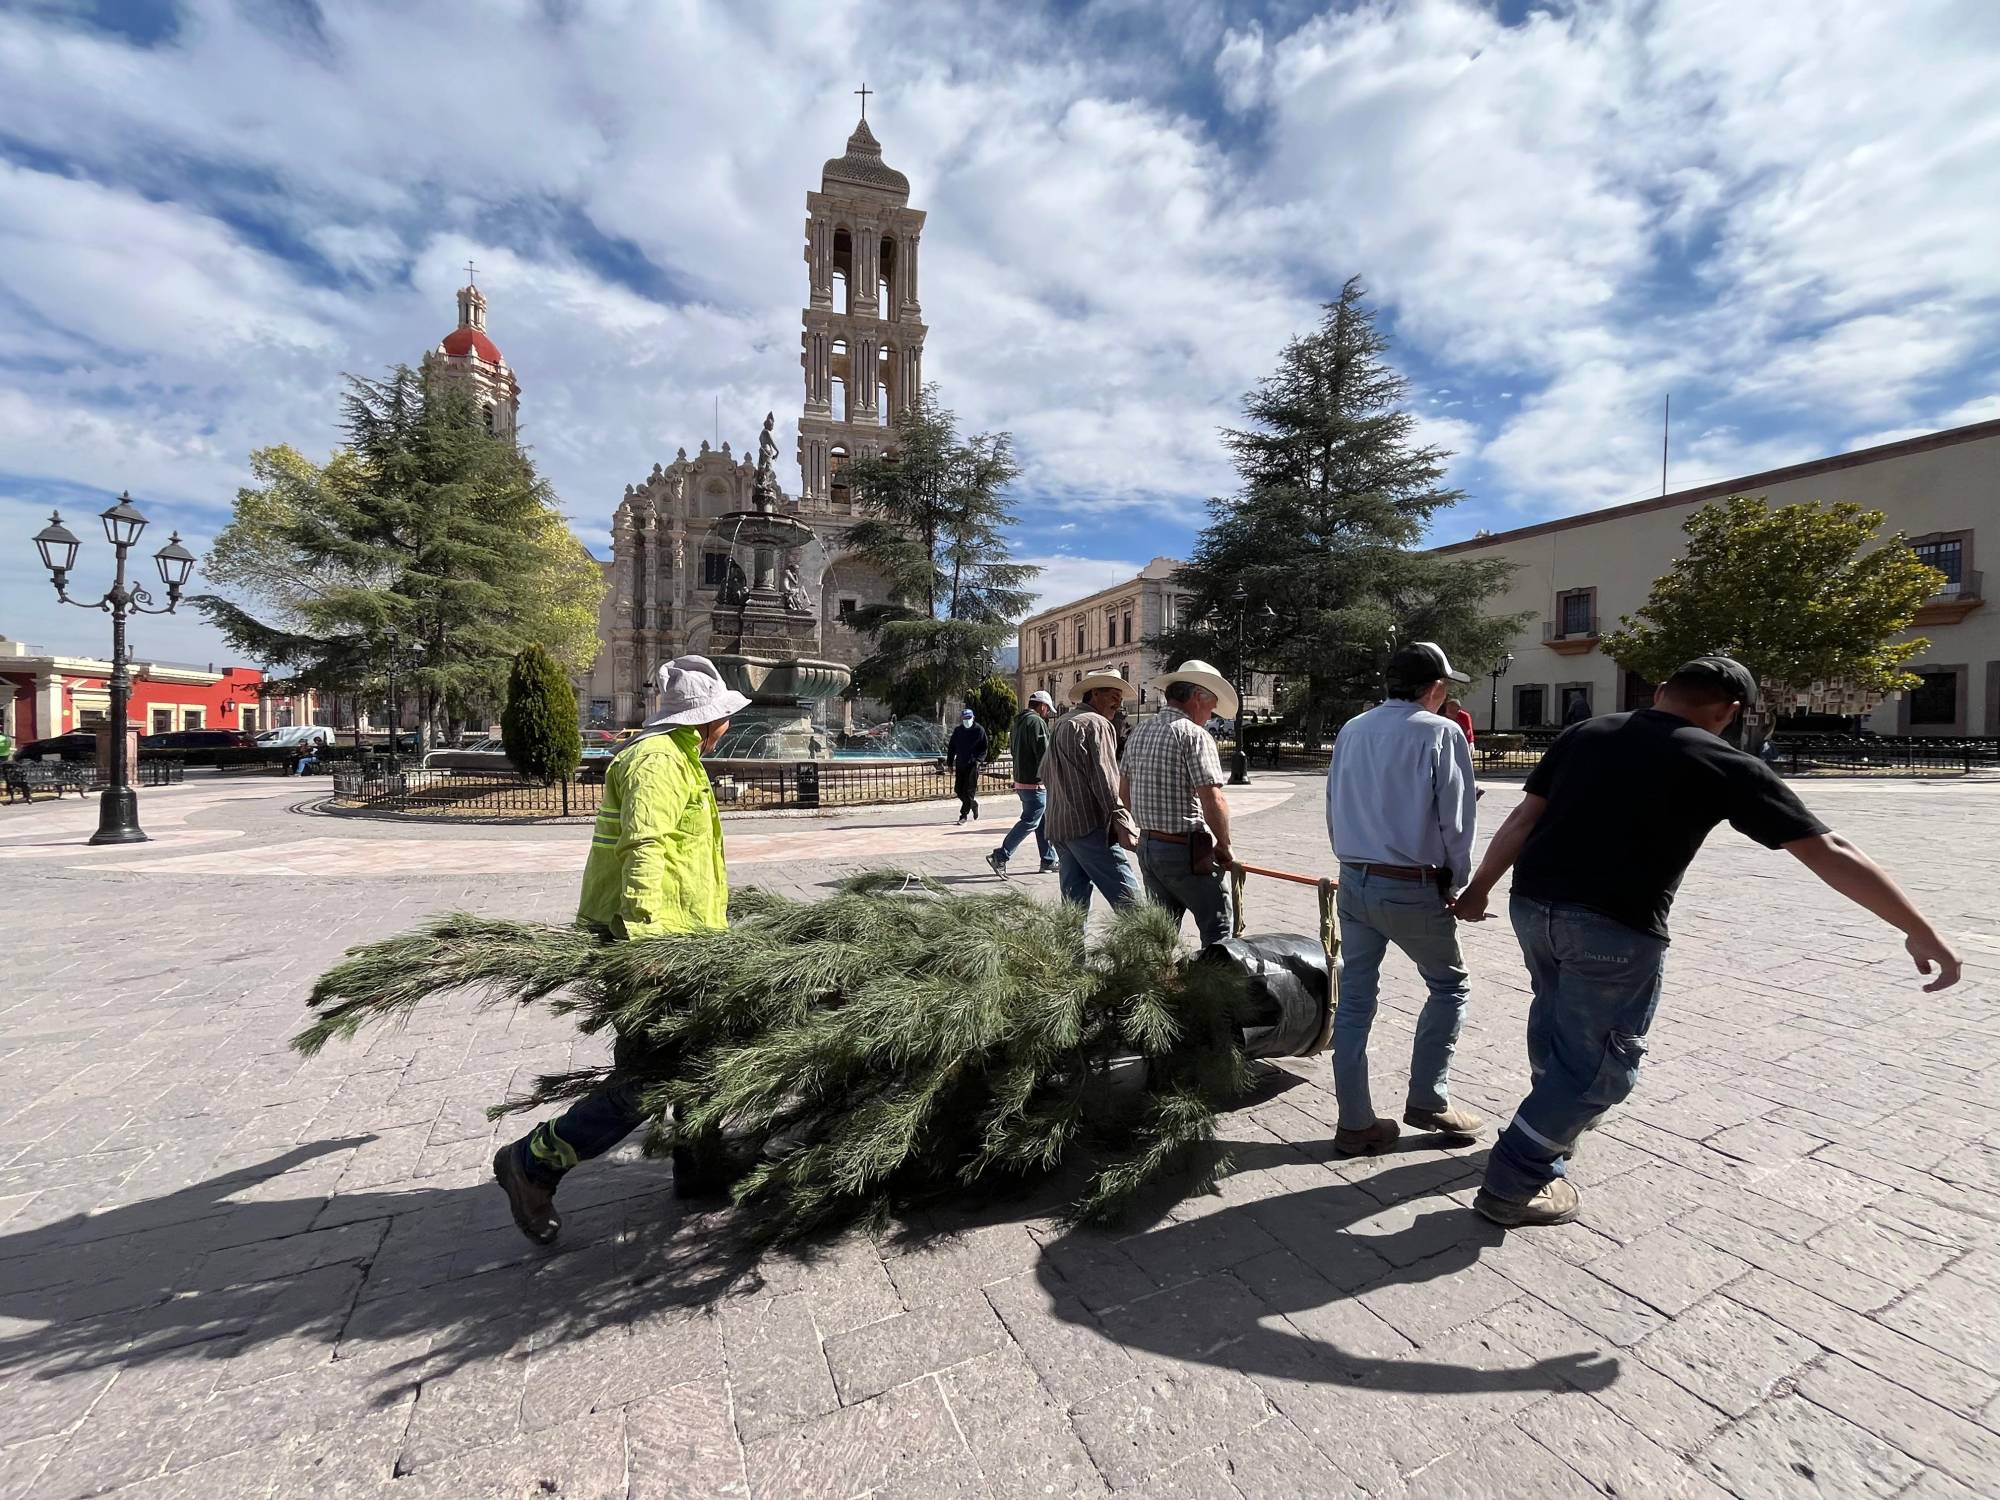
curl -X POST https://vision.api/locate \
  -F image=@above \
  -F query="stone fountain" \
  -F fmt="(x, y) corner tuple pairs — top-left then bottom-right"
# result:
(703, 413), (853, 760)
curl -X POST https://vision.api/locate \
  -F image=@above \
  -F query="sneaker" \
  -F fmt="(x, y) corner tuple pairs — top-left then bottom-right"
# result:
(1473, 1179), (1581, 1227)
(492, 1143), (561, 1245)
(1333, 1119), (1400, 1155)
(985, 851), (1008, 877)
(1038, 860), (1059, 874)
(1403, 1104), (1485, 1139)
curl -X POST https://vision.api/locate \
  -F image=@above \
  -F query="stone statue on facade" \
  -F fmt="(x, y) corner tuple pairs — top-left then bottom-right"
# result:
(782, 563), (811, 614)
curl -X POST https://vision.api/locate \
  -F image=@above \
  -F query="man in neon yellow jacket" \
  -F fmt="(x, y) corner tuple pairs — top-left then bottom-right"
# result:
(493, 655), (749, 1245)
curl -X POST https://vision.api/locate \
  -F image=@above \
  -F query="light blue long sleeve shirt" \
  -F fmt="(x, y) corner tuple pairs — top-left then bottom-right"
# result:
(1325, 700), (1478, 890)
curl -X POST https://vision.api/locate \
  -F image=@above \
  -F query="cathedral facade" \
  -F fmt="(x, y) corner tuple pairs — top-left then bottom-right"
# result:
(579, 110), (930, 728)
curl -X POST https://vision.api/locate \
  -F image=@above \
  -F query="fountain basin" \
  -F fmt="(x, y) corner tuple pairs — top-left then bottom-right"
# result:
(713, 654), (852, 706)
(709, 510), (818, 551)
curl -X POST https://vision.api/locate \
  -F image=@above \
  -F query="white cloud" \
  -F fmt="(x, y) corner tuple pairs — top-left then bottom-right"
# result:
(1015, 554), (1150, 619)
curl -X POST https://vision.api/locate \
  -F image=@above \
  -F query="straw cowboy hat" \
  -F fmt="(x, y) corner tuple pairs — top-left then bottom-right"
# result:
(1071, 672), (1134, 706)
(1151, 659), (1238, 721)
(645, 655), (753, 728)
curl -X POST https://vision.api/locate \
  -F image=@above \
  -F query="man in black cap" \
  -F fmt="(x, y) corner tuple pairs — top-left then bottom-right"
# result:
(1452, 656), (1961, 1228)
(1324, 641), (1485, 1154)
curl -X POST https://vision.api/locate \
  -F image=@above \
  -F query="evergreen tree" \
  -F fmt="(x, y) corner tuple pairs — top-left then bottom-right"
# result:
(839, 386), (1038, 718)
(501, 643), (582, 783)
(1154, 279), (1522, 743)
(1603, 496), (1945, 729)
(198, 370), (604, 745)
(967, 675), (1018, 761)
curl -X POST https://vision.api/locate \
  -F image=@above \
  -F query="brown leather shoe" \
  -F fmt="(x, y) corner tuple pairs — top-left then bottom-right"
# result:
(492, 1143), (562, 1245)
(1333, 1119), (1400, 1155)
(1473, 1179), (1581, 1227)
(1403, 1104), (1485, 1139)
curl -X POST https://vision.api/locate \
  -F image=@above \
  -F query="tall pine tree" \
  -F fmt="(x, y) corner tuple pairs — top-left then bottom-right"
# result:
(198, 369), (603, 745)
(838, 385), (1038, 719)
(1155, 279), (1522, 743)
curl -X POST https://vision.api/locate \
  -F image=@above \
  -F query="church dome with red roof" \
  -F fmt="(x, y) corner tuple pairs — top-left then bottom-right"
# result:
(439, 324), (503, 364)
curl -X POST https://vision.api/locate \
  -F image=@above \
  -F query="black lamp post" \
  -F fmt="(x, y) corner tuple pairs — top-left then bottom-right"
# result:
(32, 494), (198, 845)
(1488, 651), (1514, 734)
(1227, 588), (1277, 786)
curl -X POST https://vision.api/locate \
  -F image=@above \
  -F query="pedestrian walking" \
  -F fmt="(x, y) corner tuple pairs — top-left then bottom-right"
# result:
(987, 690), (1058, 876)
(1122, 660), (1236, 947)
(491, 655), (751, 1246)
(1043, 673), (1142, 914)
(1325, 642), (1485, 1154)
(1452, 656), (1961, 1228)
(1562, 693), (1592, 727)
(946, 707), (988, 824)
(1443, 696), (1475, 745)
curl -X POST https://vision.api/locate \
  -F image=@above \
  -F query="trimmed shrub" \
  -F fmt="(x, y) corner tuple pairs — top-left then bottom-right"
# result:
(501, 643), (581, 784)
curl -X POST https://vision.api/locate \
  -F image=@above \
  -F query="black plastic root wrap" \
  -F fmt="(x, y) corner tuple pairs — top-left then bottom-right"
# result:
(1196, 934), (1332, 1059)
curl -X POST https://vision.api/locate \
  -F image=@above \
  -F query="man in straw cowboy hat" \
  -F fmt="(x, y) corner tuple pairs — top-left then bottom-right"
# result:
(1042, 672), (1143, 914)
(491, 654), (751, 1246)
(1325, 641), (1485, 1156)
(1120, 659), (1237, 947)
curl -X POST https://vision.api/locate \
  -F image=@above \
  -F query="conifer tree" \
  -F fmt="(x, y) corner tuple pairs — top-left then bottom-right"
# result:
(1154, 279), (1522, 743)
(839, 386), (1038, 718)
(501, 643), (581, 783)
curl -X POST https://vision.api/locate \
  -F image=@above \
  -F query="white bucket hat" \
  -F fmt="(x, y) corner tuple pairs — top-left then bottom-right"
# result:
(1150, 659), (1238, 721)
(1071, 672), (1133, 706)
(645, 655), (753, 728)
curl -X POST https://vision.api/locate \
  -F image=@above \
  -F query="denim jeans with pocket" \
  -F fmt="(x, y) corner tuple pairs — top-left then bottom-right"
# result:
(995, 787), (1051, 865)
(1332, 862), (1469, 1130)
(1055, 829), (1143, 915)
(1137, 833), (1234, 948)
(1483, 894), (1666, 1202)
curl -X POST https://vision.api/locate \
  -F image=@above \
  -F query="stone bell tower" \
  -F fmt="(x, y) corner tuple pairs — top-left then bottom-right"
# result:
(797, 90), (927, 508)
(423, 268), (521, 442)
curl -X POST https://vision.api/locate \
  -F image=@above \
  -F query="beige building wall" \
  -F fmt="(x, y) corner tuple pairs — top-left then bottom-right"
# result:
(1436, 421), (1999, 736)
(1016, 557), (1275, 714)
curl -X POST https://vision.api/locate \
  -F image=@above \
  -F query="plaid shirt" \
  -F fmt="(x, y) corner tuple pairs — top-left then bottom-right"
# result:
(1120, 707), (1225, 833)
(1043, 708), (1137, 846)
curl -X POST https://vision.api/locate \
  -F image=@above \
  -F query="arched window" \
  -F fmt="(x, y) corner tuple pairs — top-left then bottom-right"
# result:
(829, 444), (850, 506)
(878, 235), (896, 310)
(877, 347), (892, 427)
(831, 338), (849, 424)
(832, 227), (853, 316)
(482, 404), (496, 436)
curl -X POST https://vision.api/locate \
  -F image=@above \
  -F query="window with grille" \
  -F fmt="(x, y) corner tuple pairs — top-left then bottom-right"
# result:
(702, 552), (731, 587)
(1557, 589), (1595, 637)
(1910, 671), (1958, 726)
(1515, 686), (1546, 728)
(1912, 536), (1964, 593)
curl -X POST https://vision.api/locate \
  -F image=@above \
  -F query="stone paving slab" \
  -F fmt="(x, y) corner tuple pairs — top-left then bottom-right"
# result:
(0, 772), (1993, 1496)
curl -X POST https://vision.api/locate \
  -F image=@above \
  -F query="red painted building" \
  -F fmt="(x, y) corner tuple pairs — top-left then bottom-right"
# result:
(1, 637), (311, 743)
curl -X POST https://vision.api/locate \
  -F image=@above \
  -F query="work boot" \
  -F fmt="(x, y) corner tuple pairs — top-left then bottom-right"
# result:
(492, 1142), (561, 1245)
(1333, 1119), (1400, 1155)
(1403, 1103), (1485, 1139)
(985, 851), (1008, 877)
(1473, 1178), (1581, 1228)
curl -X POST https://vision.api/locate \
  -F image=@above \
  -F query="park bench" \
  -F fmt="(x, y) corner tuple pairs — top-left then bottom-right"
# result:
(3, 760), (96, 803)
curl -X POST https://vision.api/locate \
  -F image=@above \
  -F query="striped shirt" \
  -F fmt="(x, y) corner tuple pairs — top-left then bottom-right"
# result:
(1120, 707), (1225, 833)
(1043, 708), (1137, 846)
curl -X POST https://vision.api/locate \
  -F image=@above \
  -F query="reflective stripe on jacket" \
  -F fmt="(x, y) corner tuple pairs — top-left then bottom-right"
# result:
(577, 727), (728, 939)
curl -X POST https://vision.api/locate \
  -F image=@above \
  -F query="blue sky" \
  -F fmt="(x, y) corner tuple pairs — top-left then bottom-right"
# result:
(3, 0), (1997, 665)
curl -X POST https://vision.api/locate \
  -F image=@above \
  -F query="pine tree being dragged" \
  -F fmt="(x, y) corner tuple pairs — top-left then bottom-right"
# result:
(295, 874), (1331, 1240)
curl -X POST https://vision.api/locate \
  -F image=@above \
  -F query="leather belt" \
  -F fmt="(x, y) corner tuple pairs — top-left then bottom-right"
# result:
(1142, 830), (1193, 843)
(1350, 862), (1436, 882)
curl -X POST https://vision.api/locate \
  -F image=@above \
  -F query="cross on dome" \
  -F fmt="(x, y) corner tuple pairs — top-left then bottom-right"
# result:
(853, 82), (871, 120)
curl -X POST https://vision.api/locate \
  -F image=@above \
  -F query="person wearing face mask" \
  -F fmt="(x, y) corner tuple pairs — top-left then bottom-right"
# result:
(490, 655), (750, 1246)
(946, 706), (989, 824)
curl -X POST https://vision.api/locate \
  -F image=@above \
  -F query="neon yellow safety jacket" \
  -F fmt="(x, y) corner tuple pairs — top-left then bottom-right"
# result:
(577, 727), (728, 939)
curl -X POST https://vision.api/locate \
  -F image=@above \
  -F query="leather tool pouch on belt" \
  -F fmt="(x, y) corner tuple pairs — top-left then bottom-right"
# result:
(1189, 824), (1217, 876)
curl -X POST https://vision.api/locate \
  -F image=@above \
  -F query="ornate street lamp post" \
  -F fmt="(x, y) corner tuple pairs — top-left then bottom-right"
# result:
(1488, 651), (1514, 735)
(32, 494), (199, 845)
(1227, 588), (1277, 787)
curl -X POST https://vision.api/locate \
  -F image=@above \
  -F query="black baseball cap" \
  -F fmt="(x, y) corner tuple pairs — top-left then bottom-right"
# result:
(1386, 641), (1472, 690)
(1672, 655), (1759, 707)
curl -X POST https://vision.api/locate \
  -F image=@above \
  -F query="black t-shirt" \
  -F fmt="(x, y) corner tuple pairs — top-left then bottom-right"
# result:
(1514, 709), (1827, 940)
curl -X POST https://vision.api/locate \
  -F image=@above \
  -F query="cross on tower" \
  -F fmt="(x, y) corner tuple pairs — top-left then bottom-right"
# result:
(853, 82), (871, 119)
(465, 259), (477, 285)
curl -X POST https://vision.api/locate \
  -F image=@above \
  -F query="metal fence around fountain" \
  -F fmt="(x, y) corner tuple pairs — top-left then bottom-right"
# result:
(331, 757), (1019, 818)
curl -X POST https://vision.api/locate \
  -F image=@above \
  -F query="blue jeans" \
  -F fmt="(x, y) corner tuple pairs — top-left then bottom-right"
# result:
(1055, 829), (1143, 914)
(1137, 834), (1234, 948)
(513, 1076), (647, 1188)
(1332, 863), (1469, 1130)
(994, 787), (1052, 866)
(1483, 895), (1665, 1202)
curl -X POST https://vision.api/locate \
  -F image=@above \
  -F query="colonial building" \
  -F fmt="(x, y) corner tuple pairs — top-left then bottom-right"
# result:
(422, 277), (520, 442)
(1436, 419), (1999, 736)
(0, 637), (313, 742)
(1016, 558), (1275, 714)
(581, 109), (924, 727)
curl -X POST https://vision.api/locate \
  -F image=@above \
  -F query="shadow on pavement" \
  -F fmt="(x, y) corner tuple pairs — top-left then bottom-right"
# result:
(1036, 1143), (1619, 1396)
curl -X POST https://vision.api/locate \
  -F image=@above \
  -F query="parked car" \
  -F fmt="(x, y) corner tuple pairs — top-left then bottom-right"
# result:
(10, 731), (100, 762)
(254, 725), (336, 749)
(422, 737), (513, 773)
(140, 729), (257, 751)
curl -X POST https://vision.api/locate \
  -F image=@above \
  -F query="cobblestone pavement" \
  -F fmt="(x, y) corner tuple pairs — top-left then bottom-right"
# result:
(0, 771), (1994, 1498)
